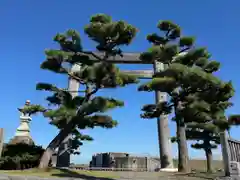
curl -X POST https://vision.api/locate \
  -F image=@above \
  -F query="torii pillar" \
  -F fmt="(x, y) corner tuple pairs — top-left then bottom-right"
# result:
(56, 64), (80, 167)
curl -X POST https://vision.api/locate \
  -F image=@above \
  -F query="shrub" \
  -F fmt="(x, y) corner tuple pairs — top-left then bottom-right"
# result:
(0, 143), (44, 170)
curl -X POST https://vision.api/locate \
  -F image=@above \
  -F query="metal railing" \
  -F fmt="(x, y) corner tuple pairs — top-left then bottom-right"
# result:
(220, 131), (240, 176)
(228, 138), (240, 162)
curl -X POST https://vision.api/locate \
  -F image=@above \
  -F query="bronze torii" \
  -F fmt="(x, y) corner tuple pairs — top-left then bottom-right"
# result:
(57, 52), (174, 169)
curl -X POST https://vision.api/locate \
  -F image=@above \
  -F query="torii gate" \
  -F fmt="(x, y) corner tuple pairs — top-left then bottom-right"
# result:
(57, 52), (174, 169)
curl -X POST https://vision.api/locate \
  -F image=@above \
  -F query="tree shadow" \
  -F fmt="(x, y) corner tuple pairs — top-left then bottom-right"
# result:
(51, 168), (117, 180)
(172, 171), (225, 180)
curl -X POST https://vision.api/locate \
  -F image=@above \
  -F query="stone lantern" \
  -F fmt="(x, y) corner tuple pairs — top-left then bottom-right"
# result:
(9, 100), (34, 145)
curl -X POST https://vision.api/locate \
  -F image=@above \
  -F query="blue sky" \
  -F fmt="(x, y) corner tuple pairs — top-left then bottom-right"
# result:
(0, 0), (239, 164)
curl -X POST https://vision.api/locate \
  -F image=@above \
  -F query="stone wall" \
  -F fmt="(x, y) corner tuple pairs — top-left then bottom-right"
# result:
(89, 152), (160, 171)
(114, 156), (147, 170)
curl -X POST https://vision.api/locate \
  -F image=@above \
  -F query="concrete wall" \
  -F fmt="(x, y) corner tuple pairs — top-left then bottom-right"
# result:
(114, 157), (147, 170)
(109, 152), (129, 157)
(89, 155), (96, 167)
(90, 152), (130, 168)
(95, 153), (103, 167)
(102, 153), (110, 167)
(147, 158), (161, 172)
(114, 157), (130, 169)
(89, 152), (161, 171)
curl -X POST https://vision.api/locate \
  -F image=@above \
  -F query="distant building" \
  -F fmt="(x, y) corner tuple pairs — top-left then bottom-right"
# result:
(90, 152), (160, 172)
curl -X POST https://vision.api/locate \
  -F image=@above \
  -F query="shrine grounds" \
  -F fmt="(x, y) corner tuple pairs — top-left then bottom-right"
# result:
(0, 159), (225, 180)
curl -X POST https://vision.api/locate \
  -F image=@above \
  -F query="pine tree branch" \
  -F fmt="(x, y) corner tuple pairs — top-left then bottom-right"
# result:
(77, 51), (103, 61)
(68, 90), (86, 93)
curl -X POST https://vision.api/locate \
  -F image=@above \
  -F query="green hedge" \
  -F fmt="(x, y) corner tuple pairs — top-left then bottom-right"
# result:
(0, 143), (44, 170)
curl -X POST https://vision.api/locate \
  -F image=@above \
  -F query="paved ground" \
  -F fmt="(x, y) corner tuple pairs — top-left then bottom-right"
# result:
(0, 172), (236, 180)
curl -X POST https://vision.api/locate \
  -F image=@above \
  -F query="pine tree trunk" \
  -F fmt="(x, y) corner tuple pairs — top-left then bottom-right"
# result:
(205, 148), (213, 173)
(38, 147), (55, 169)
(176, 118), (189, 173)
(38, 122), (74, 169)
(174, 100), (189, 173)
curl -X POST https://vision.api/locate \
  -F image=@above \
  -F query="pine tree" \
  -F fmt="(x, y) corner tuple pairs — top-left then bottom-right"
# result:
(169, 64), (237, 173)
(180, 79), (234, 173)
(188, 128), (220, 173)
(31, 14), (138, 169)
(138, 20), (234, 172)
(172, 126), (221, 173)
(171, 113), (240, 173)
(180, 74), (235, 173)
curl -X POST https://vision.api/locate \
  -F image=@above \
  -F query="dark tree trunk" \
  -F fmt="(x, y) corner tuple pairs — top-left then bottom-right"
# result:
(38, 122), (75, 169)
(176, 118), (189, 173)
(205, 148), (213, 173)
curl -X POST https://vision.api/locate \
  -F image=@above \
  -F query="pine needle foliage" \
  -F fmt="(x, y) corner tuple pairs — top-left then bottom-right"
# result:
(138, 20), (234, 172)
(30, 14), (139, 166)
